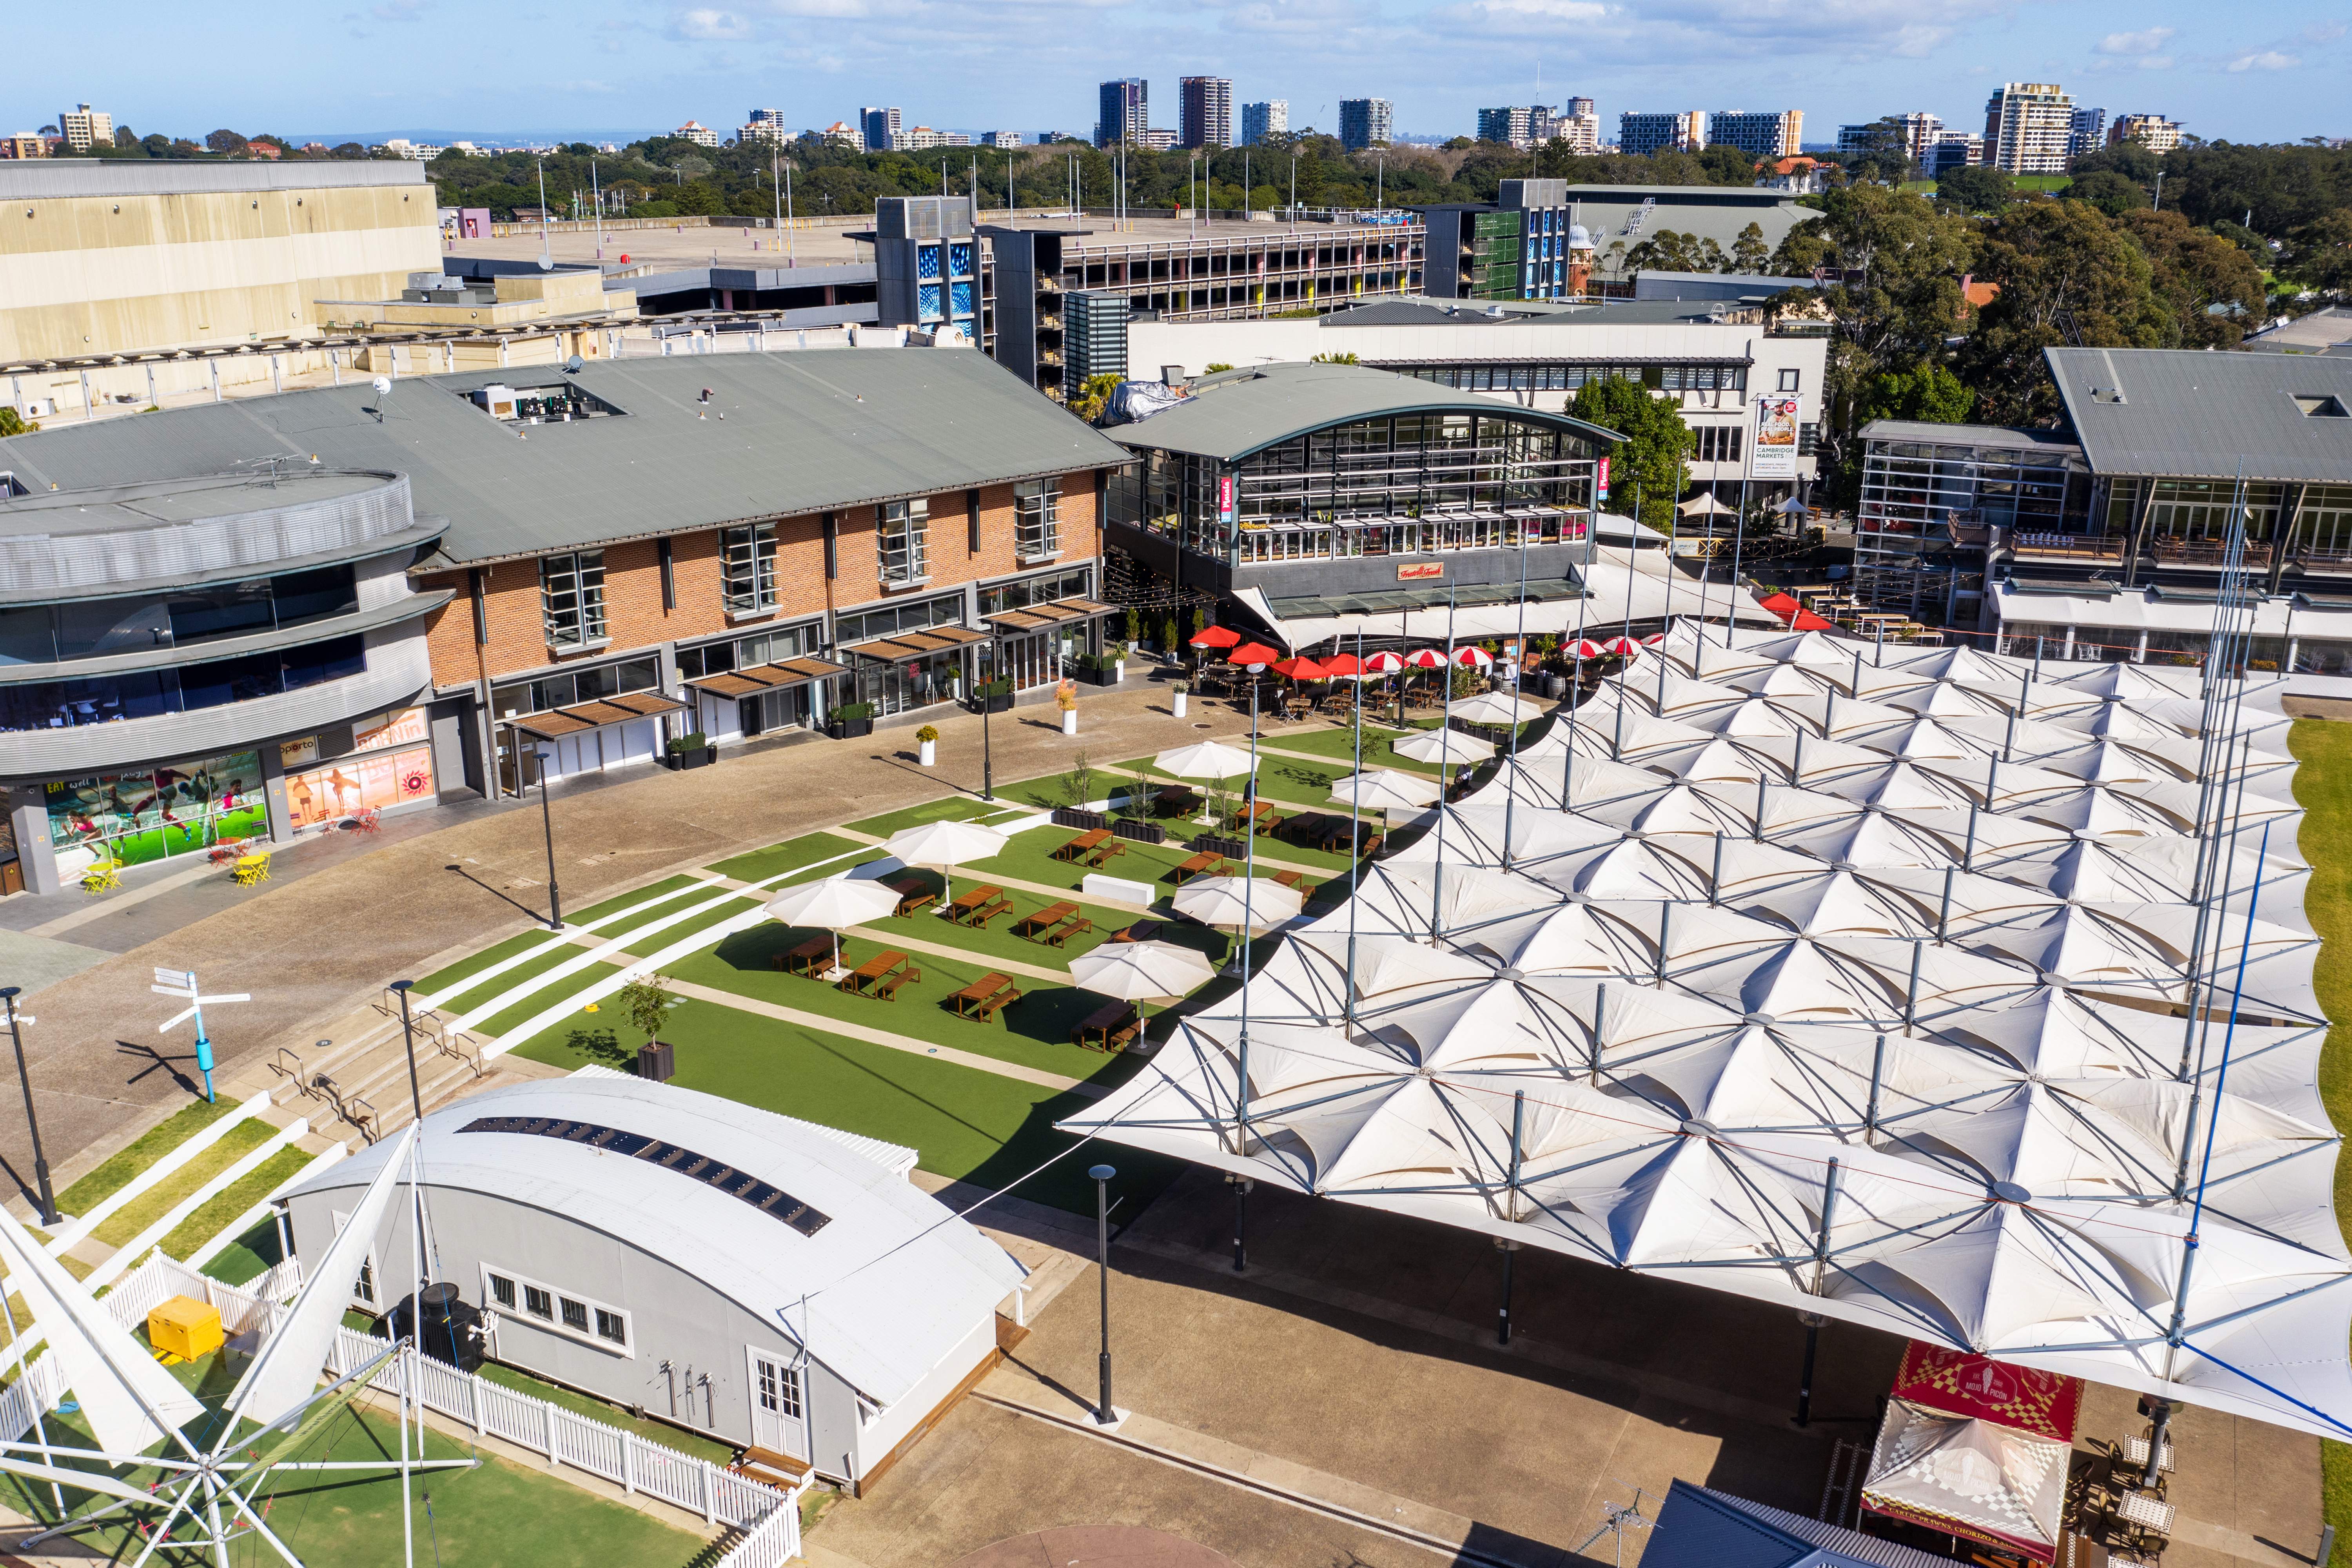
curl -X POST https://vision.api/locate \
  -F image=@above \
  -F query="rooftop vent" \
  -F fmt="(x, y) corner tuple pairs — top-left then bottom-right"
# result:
(2085, 384), (2127, 405)
(2294, 394), (2350, 418)
(466, 380), (625, 425)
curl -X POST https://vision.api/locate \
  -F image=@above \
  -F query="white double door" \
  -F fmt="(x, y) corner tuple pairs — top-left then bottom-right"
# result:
(746, 1346), (808, 1458)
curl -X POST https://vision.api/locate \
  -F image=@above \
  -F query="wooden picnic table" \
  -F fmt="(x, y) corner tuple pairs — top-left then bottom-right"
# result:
(1311, 815), (1369, 854)
(1054, 828), (1112, 862)
(1158, 785), (1201, 818)
(1169, 851), (1228, 884)
(1072, 998), (1143, 1053)
(838, 949), (915, 998)
(773, 935), (833, 976)
(948, 972), (1023, 1022)
(1113, 919), (1167, 944)
(1013, 901), (1080, 940)
(886, 874), (933, 916)
(945, 884), (1012, 926)
(1273, 869), (1314, 894)
(1084, 836), (1126, 868)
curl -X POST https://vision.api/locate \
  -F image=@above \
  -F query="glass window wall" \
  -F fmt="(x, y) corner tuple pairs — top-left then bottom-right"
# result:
(721, 523), (778, 614)
(0, 635), (366, 734)
(0, 563), (359, 668)
(490, 655), (659, 720)
(878, 500), (929, 586)
(45, 750), (267, 875)
(541, 551), (607, 648)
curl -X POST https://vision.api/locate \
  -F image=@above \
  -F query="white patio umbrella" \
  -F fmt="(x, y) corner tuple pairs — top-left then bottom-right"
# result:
(883, 817), (1011, 909)
(1390, 726), (1495, 795)
(1156, 739), (1261, 822)
(1070, 940), (1220, 1024)
(764, 874), (903, 979)
(1328, 768), (1443, 814)
(1172, 874), (1305, 931)
(1677, 492), (1739, 517)
(1447, 690), (1546, 727)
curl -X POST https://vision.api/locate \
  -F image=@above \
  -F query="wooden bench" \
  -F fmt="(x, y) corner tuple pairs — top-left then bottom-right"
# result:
(1084, 837), (1126, 869)
(839, 950), (913, 998)
(1113, 919), (1167, 944)
(773, 935), (833, 976)
(1054, 829), (1111, 863)
(873, 967), (920, 1002)
(1356, 833), (1385, 860)
(949, 973), (1022, 1022)
(1169, 851), (1227, 885)
(1013, 901), (1080, 940)
(1073, 998), (1143, 1053)
(1042, 915), (1094, 948)
(886, 875), (933, 916)
(1273, 869), (1313, 894)
(946, 885), (1011, 926)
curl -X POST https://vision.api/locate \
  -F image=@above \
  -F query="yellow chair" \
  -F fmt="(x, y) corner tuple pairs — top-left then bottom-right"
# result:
(81, 859), (121, 894)
(232, 851), (272, 887)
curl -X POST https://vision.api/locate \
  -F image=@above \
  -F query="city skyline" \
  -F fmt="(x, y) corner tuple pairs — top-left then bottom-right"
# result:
(2, 0), (2344, 147)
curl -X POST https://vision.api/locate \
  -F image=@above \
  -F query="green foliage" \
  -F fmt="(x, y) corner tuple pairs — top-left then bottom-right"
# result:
(1204, 362), (1234, 373)
(1955, 200), (2168, 424)
(664, 731), (710, 754)
(1856, 363), (1975, 426)
(1566, 376), (1692, 534)
(2065, 170), (2151, 218)
(616, 976), (682, 1046)
(1730, 222), (1770, 274)
(1123, 607), (1141, 644)
(1936, 165), (2015, 213)
(1067, 372), (1122, 423)
(0, 407), (39, 437)
(1309, 351), (1359, 364)
(2121, 209), (2266, 347)
(1060, 751), (1095, 808)
(2284, 209), (2352, 295)
(829, 701), (874, 722)
(1161, 614), (1179, 651)
(1625, 229), (1725, 275)
(1191, 606), (1209, 635)
(915, 724), (940, 742)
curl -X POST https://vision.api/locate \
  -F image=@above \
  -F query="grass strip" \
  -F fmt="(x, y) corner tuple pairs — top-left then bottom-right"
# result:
(708, 829), (865, 884)
(477, 962), (627, 1050)
(54, 1097), (240, 1220)
(200, 1214), (285, 1287)
(844, 795), (1007, 839)
(160, 1146), (312, 1261)
(90, 1118), (277, 1250)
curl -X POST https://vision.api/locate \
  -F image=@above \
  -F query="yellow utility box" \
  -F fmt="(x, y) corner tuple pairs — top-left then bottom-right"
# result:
(147, 1296), (224, 1362)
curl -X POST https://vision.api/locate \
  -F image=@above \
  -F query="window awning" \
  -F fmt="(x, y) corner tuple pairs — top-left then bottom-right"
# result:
(838, 624), (991, 661)
(983, 597), (1115, 632)
(510, 690), (689, 741)
(683, 656), (850, 699)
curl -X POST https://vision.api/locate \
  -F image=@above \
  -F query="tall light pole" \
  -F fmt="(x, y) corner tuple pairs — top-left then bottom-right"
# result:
(1090, 1163), (1118, 1424)
(2, 987), (58, 1225)
(980, 635), (1001, 801)
(534, 746), (563, 929)
(535, 154), (553, 271)
(388, 979), (425, 1125)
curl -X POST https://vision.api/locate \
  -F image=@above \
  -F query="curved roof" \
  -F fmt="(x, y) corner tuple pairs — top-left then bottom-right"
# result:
(1104, 361), (1623, 464)
(279, 1076), (1024, 1408)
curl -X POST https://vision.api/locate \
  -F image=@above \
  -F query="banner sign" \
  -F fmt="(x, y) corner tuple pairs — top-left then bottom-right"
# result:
(1594, 456), (1611, 501)
(1752, 397), (1799, 479)
(1397, 563), (1445, 581)
(1217, 474), (1237, 526)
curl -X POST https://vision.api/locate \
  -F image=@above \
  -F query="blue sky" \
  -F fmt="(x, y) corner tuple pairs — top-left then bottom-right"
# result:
(9, 0), (2348, 144)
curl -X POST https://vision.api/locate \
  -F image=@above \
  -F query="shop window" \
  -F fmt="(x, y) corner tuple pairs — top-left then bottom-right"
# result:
(878, 500), (929, 586)
(541, 550), (607, 648)
(44, 750), (267, 877)
(1014, 479), (1061, 561)
(722, 522), (778, 613)
(980, 568), (1091, 616)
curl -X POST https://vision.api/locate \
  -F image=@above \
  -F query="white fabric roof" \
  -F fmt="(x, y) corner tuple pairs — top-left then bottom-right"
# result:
(284, 1077), (1023, 1408)
(1065, 622), (2352, 1439)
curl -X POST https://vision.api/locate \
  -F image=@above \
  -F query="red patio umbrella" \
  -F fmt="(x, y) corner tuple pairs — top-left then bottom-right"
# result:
(1399, 648), (1446, 669)
(1452, 646), (1495, 668)
(1269, 656), (1328, 680)
(1601, 636), (1642, 655)
(1566, 639), (1606, 659)
(1791, 608), (1837, 631)
(1757, 591), (1804, 625)
(1360, 651), (1406, 674)
(1190, 625), (1243, 649)
(1640, 632), (1668, 646)
(1321, 652), (1368, 678)
(1226, 642), (1283, 668)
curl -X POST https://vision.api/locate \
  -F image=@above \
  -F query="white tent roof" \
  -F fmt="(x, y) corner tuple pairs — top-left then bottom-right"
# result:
(1064, 631), (2352, 1441)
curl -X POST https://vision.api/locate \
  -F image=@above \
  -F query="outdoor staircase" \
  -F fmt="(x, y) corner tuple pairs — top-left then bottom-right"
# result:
(261, 986), (500, 1143)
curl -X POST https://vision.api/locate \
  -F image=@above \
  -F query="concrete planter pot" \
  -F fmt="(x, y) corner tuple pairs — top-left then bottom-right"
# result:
(918, 739), (936, 766)
(1061, 710), (1079, 737)
(1173, 691), (1189, 718)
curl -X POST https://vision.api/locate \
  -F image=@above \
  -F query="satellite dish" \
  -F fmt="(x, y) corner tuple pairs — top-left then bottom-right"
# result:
(371, 376), (393, 396)
(565, 355), (585, 374)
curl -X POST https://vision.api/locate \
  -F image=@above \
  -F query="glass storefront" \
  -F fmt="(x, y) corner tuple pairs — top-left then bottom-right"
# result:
(0, 635), (368, 733)
(852, 649), (962, 715)
(284, 708), (436, 831)
(45, 750), (267, 876)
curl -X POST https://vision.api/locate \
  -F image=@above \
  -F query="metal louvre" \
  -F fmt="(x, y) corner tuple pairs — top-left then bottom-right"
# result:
(509, 690), (687, 741)
(683, 656), (850, 699)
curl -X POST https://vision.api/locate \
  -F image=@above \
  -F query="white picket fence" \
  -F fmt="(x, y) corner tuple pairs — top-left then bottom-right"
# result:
(4, 1253), (805, 1564)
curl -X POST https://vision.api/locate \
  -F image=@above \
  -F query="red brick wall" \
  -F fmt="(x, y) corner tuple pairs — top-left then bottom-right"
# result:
(415, 469), (1107, 689)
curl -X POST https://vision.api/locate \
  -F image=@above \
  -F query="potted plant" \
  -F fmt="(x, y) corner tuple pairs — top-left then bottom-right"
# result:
(915, 724), (939, 766)
(1056, 677), (1079, 736)
(662, 730), (717, 770)
(618, 974), (683, 1081)
(971, 676), (1014, 715)
(1172, 679), (1189, 719)
(828, 701), (875, 739)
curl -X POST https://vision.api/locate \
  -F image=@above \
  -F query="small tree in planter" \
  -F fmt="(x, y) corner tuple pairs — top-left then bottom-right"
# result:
(618, 973), (684, 1079)
(1124, 607), (1142, 648)
(916, 724), (940, 767)
(664, 730), (714, 769)
(828, 701), (875, 738)
(1172, 679), (1190, 719)
(1056, 677), (1080, 735)
(1059, 750), (1095, 810)
(1161, 614), (1180, 659)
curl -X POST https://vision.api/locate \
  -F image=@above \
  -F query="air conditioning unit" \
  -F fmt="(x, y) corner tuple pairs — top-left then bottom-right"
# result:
(470, 384), (519, 419)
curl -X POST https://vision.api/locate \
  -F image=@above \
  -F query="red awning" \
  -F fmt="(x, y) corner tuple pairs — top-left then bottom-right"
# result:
(1890, 1341), (2082, 1443)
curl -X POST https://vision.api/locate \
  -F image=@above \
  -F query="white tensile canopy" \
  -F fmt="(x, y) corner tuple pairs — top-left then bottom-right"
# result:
(1063, 620), (2352, 1441)
(1862, 1398), (2070, 1562)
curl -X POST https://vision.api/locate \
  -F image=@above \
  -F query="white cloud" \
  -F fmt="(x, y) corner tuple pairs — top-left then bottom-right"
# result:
(2227, 48), (2298, 69)
(2096, 25), (2173, 54)
(672, 6), (754, 36)
(1428, 0), (1606, 33)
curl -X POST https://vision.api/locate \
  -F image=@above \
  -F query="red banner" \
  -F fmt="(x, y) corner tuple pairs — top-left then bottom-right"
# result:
(1891, 1341), (2082, 1443)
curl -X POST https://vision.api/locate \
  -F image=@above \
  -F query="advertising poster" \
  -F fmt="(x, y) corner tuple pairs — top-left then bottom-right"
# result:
(1217, 474), (1237, 527)
(1753, 397), (1800, 479)
(45, 751), (266, 873)
(286, 746), (435, 831)
(1595, 456), (1611, 502)
(353, 707), (430, 752)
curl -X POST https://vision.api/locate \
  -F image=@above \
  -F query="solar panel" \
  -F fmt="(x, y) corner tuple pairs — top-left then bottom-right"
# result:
(458, 1115), (832, 1237)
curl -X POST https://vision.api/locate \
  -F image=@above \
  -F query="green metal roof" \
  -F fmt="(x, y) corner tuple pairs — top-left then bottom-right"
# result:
(1103, 362), (1623, 464)
(0, 350), (1133, 569)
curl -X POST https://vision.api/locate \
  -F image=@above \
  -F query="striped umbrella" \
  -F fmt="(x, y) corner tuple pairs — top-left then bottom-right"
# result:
(1360, 651), (1406, 674)
(1399, 648), (1446, 669)
(1452, 646), (1495, 668)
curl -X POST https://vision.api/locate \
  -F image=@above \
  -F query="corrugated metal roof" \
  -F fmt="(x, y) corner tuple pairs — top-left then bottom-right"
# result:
(279, 1076), (1020, 1406)
(0, 350), (1133, 569)
(1103, 361), (1621, 462)
(0, 160), (427, 199)
(1861, 420), (2081, 455)
(1648, 1481), (1956, 1568)
(2047, 346), (2352, 483)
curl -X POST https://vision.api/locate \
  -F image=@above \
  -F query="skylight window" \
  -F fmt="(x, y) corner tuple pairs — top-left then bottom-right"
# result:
(2293, 394), (2350, 418)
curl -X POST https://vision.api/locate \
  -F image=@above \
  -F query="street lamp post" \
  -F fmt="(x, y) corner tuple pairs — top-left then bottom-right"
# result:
(2, 987), (58, 1225)
(980, 637), (1002, 801)
(534, 746), (563, 930)
(388, 979), (425, 1125)
(1090, 1162), (1117, 1424)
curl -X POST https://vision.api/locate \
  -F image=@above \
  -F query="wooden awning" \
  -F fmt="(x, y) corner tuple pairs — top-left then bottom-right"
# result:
(839, 624), (991, 662)
(983, 597), (1114, 633)
(683, 655), (851, 699)
(510, 690), (689, 741)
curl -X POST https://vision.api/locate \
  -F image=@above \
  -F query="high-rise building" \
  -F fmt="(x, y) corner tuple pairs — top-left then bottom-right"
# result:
(1098, 79), (1148, 147)
(1926, 132), (1984, 178)
(860, 107), (901, 152)
(2110, 113), (2183, 154)
(1618, 111), (1705, 158)
(1705, 110), (1803, 162)
(1478, 107), (1535, 147)
(1137, 129), (1179, 151)
(1982, 82), (2074, 174)
(1548, 101), (1600, 154)
(1180, 77), (1233, 149)
(1339, 98), (1392, 151)
(2069, 106), (2107, 161)
(896, 127), (972, 150)
(1837, 113), (1942, 167)
(981, 131), (1024, 148)
(56, 104), (112, 153)
(673, 121), (719, 148)
(739, 110), (789, 146)
(1241, 101), (1288, 145)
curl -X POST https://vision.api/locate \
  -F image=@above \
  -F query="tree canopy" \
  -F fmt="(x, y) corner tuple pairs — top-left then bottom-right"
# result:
(1568, 376), (1693, 535)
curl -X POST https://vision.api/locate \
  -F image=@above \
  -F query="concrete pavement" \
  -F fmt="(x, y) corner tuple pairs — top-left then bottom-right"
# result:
(0, 679), (1251, 1207)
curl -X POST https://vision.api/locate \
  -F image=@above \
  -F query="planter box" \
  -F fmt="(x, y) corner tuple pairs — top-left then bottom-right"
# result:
(1078, 662), (1123, 687)
(828, 717), (874, 739)
(636, 1041), (675, 1082)
(1191, 833), (1249, 860)
(1053, 808), (1110, 831)
(971, 693), (1014, 715)
(1111, 819), (1167, 846)
(660, 746), (717, 771)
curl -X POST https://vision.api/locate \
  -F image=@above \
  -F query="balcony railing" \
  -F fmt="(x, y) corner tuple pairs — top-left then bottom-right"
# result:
(2012, 532), (2124, 562)
(2151, 537), (2272, 568)
(2294, 544), (2352, 572)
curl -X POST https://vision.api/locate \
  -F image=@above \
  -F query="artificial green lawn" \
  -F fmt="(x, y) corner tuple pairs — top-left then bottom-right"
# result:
(54, 1096), (240, 1220)
(202, 1212), (285, 1287)
(845, 795), (1019, 838)
(162, 1145), (314, 1262)
(512, 995), (1175, 1217)
(91, 1119), (278, 1250)
(441, 942), (604, 1020)
(0, 1349), (712, 1567)
(706, 828), (866, 884)
(417, 927), (561, 1003)
(959, 829), (1316, 913)
(475, 961), (626, 1049)
(2291, 720), (2352, 1562)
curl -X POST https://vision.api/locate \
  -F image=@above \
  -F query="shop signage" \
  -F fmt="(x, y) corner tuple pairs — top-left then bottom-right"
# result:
(279, 736), (319, 769)
(1752, 397), (1800, 479)
(1397, 563), (1445, 582)
(1595, 456), (1611, 501)
(353, 707), (430, 752)
(1217, 474), (1237, 526)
